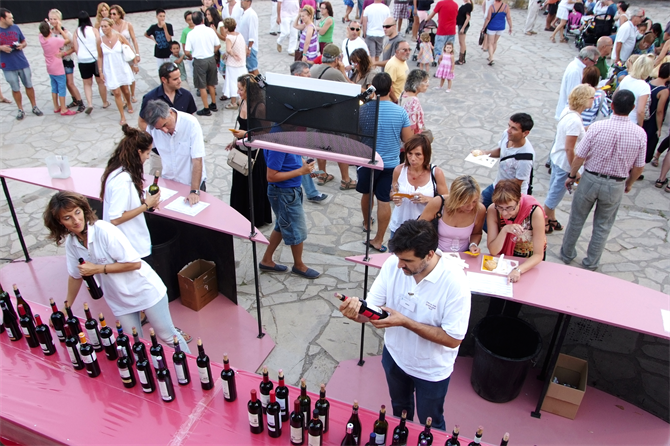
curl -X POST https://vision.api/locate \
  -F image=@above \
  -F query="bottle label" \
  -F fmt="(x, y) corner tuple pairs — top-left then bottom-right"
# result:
(159, 380), (172, 401)
(473, 438), (481, 444)
(319, 415), (325, 426)
(87, 328), (100, 347)
(268, 415), (276, 431)
(67, 346), (78, 364)
(278, 398), (286, 413)
(40, 343), (49, 353)
(223, 380), (230, 399)
(134, 352), (140, 362)
(198, 366), (210, 383)
(375, 433), (385, 444)
(152, 355), (159, 370)
(138, 369), (148, 385)
(303, 411), (309, 427)
(81, 352), (96, 364)
(260, 393), (270, 408)
(308, 433), (321, 446)
(175, 364), (187, 383)
(248, 412), (259, 427)
(290, 426), (303, 444)
(21, 326), (30, 336)
(119, 367), (131, 378)
(6, 327), (14, 339)
(55, 329), (64, 339)
(364, 303), (385, 320)
(102, 334), (115, 346)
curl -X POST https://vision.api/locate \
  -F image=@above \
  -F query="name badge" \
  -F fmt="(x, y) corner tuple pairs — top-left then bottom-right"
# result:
(400, 294), (416, 312)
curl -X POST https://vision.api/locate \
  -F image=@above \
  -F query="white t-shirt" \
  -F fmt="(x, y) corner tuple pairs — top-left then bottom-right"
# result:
(550, 108), (585, 172)
(278, 0), (300, 19)
(65, 221), (166, 317)
(555, 57), (586, 120)
(103, 168), (151, 258)
(367, 251), (471, 381)
(239, 7), (259, 51)
(185, 24), (220, 59)
(148, 110), (207, 186)
(613, 20), (637, 62)
(618, 75), (651, 123)
(342, 37), (369, 67)
(364, 3), (391, 37)
(221, 1), (244, 24)
(493, 131), (535, 195)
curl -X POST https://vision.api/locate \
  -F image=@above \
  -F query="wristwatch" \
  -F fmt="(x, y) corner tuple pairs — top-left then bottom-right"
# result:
(568, 174), (577, 179)
(190, 190), (200, 195)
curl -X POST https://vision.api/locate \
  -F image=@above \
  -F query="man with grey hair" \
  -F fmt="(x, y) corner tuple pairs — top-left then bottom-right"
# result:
(554, 46), (600, 120)
(143, 99), (207, 205)
(385, 40), (411, 103)
(612, 6), (645, 65)
(290, 60), (311, 77)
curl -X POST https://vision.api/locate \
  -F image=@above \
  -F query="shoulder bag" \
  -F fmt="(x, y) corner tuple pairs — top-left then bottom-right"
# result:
(500, 152), (534, 195)
(122, 43), (136, 62)
(479, 5), (502, 45)
(227, 104), (260, 176)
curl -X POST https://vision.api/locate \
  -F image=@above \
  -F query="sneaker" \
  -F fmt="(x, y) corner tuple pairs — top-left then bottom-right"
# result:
(209, 102), (218, 112)
(32, 106), (43, 116)
(307, 193), (328, 203)
(196, 108), (212, 116)
(277, 43), (282, 53)
(67, 100), (78, 109)
(16, 109), (25, 120)
(61, 109), (77, 116)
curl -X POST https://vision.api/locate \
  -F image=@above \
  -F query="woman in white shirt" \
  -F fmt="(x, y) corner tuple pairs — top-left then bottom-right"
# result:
(43, 191), (190, 353)
(618, 54), (654, 126)
(72, 11), (109, 113)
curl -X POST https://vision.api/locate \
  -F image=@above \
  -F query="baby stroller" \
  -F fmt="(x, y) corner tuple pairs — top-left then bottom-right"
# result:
(574, 13), (615, 49)
(411, 19), (438, 67)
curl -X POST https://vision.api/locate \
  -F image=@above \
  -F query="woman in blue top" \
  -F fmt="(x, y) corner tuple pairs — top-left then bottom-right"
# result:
(481, 0), (512, 66)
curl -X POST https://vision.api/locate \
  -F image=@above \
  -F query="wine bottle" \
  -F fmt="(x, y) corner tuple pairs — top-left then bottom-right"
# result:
(1, 300), (22, 341)
(466, 427), (483, 446)
(417, 417), (433, 446)
(392, 410), (409, 446)
(499, 433), (509, 446)
(34, 314), (56, 356)
(64, 301), (82, 338)
(83, 303), (102, 352)
(0, 282), (16, 319)
(259, 365), (273, 413)
(298, 378), (311, 431)
(78, 258), (103, 300)
(342, 422), (357, 446)
(307, 409), (323, 446)
(196, 338), (214, 390)
(117, 346), (137, 388)
(374, 405), (389, 445)
(445, 425), (460, 446)
(0, 304), (4, 334)
(391, 434), (401, 446)
(156, 356), (176, 402)
(149, 328), (164, 370)
(347, 400), (362, 445)
(276, 369), (289, 421)
(335, 293), (388, 320)
(221, 354), (237, 402)
(64, 325), (85, 370)
(132, 326), (146, 363)
(267, 389), (282, 438)
(365, 433), (377, 446)
(116, 321), (133, 365)
(78, 332), (101, 377)
(147, 171), (160, 212)
(172, 335), (191, 385)
(13, 284), (33, 319)
(419, 441), (427, 446)
(49, 298), (66, 342)
(98, 314), (118, 360)
(315, 383), (330, 433)
(18, 304), (39, 348)
(248, 389), (264, 434)
(290, 399), (305, 445)
(135, 344), (156, 393)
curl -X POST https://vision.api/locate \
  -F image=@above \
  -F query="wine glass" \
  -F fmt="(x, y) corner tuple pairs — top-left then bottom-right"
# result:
(450, 238), (460, 253)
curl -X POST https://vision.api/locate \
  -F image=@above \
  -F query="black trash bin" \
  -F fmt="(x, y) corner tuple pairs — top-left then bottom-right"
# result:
(470, 315), (542, 403)
(146, 217), (181, 302)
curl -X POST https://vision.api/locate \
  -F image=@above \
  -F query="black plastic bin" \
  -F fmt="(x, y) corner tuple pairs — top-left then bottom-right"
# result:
(146, 217), (181, 302)
(470, 315), (542, 403)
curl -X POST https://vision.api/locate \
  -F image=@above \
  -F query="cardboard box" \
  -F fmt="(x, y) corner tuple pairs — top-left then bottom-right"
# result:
(541, 353), (588, 420)
(178, 260), (218, 311)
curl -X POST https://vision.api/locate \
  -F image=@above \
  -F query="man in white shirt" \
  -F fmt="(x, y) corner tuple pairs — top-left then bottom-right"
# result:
(342, 20), (369, 71)
(239, 0), (260, 75)
(184, 11), (220, 116)
(143, 100), (207, 206)
(339, 219), (471, 431)
(612, 6), (645, 65)
(221, 0), (244, 24)
(362, 0), (391, 61)
(276, 0), (300, 55)
(554, 46), (600, 120)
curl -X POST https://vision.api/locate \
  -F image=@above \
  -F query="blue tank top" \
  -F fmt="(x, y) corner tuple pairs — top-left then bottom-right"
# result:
(488, 5), (507, 31)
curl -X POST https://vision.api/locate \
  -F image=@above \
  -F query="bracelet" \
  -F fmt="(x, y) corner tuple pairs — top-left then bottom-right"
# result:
(513, 267), (521, 274)
(103, 264), (107, 275)
(469, 242), (478, 248)
(144, 203), (149, 210)
(568, 173), (577, 179)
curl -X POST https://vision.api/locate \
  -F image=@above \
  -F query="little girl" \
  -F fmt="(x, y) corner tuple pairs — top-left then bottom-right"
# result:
(417, 32), (434, 73)
(435, 42), (455, 92)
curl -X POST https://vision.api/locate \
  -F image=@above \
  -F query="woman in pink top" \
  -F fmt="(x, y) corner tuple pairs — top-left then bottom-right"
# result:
(38, 22), (76, 116)
(221, 17), (247, 109)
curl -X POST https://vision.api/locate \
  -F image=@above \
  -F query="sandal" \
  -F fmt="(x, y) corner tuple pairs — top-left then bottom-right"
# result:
(651, 155), (660, 167)
(340, 179), (357, 190)
(545, 222), (554, 234)
(665, 184), (670, 193)
(131, 96), (138, 103)
(655, 178), (669, 188)
(316, 173), (334, 186)
(225, 102), (239, 109)
(0, 97), (11, 104)
(175, 327), (193, 344)
(548, 219), (563, 231)
(362, 217), (375, 232)
(102, 101), (111, 108)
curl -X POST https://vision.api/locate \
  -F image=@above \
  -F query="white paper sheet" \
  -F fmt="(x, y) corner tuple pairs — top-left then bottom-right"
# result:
(164, 197), (210, 216)
(442, 252), (469, 269)
(465, 153), (498, 168)
(143, 186), (178, 203)
(662, 309), (670, 333)
(467, 272), (513, 298)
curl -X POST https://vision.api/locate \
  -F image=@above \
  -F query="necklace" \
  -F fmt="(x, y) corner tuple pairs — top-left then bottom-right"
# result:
(408, 168), (425, 181)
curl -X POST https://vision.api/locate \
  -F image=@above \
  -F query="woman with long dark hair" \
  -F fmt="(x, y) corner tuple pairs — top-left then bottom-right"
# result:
(72, 10), (109, 113)
(349, 48), (376, 87)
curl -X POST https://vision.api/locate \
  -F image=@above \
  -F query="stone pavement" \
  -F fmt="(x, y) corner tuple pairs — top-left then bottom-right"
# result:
(0, 1), (668, 419)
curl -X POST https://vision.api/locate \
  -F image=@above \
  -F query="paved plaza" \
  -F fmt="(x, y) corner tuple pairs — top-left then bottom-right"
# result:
(0, 0), (668, 414)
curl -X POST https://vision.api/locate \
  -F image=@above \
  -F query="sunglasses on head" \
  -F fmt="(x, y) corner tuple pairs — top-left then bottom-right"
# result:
(166, 63), (179, 73)
(350, 27), (360, 31)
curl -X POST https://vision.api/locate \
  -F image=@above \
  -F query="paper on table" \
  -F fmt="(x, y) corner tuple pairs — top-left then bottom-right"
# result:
(442, 252), (469, 269)
(164, 197), (210, 216)
(143, 186), (178, 203)
(465, 153), (497, 168)
(662, 309), (670, 333)
(467, 272), (513, 298)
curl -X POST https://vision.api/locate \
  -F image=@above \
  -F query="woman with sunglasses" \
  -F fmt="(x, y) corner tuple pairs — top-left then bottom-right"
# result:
(294, 6), (319, 64)
(110, 5), (140, 103)
(97, 18), (135, 125)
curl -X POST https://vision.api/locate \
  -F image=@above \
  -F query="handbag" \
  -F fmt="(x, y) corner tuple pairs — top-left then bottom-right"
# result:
(227, 147), (260, 176)
(122, 43), (136, 63)
(294, 50), (303, 62)
(429, 194), (445, 232)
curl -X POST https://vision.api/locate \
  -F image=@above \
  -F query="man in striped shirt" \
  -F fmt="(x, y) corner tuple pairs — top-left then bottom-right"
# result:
(561, 89), (646, 271)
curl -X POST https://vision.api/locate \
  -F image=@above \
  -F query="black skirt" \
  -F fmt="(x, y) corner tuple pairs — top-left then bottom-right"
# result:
(229, 148), (273, 228)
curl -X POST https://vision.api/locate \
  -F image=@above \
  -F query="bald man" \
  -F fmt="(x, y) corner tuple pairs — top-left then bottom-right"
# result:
(595, 36), (613, 80)
(375, 17), (404, 68)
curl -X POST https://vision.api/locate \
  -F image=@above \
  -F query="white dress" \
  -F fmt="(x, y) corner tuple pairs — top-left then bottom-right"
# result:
(101, 39), (134, 90)
(223, 33), (248, 99)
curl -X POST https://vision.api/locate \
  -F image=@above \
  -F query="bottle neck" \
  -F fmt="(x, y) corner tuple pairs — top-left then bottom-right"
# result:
(151, 334), (159, 345)
(198, 344), (205, 356)
(51, 302), (59, 313)
(224, 361), (230, 370)
(301, 386), (307, 396)
(85, 308), (92, 319)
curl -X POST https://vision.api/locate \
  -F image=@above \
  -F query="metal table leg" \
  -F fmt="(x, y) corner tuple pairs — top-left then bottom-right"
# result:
(1, 177), (31, 262)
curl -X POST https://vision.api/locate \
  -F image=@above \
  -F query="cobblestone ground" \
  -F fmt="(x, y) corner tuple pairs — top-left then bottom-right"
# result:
(0, 0), (668, 419)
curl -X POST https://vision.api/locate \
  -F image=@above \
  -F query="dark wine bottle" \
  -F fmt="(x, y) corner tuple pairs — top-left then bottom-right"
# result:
(392, 410), (409, 446)
(49, 298), (66, 342)
(116, 321), (133, 365)
(276, 368), (289, 421)
(77, 258), (103, 300)
(147, 171), (160, 212)
(132, 326), (146, 363)
(335, 292), (388, 320)
(64, 325), (85, 370)
(196, 338), (214, 390)
(172, 335), (191, 385)
(391, 434), (402, 446)
(221, 354), (237, 402)
(347, 400), (362, 445)
(13, 284), (33, 319)
(466, 427), (483, 446)
(445, 425), (460, 446)
(135, 344), (156, 393)
(417, 417), (433, 446)
(267, 389), (282, 438)
(248, 389), (264, 434)
(374, 405), (389, 445)
(342, 422), (357, 446)
(307, 409), (323, 446)
(0, 282), (16, 319)
(290, 399), (305, 445)
(315, 383), (330, 433)
(78, 332), (101, 377)
(259, 365), (273, 413)
(117, 346), (137, 388)
(149, 327), (164, 370)
(499, 432), (509, 446)
(1, 300), (22, 341)
(83, 303), (102, 352)
(98, 314), (118, 360)
(419, 441), (427, 446)
(34, 314), (56, 355)
(0, 304), (4, 334)
(156, 356), (176, 402)
(298, 378), (311, 431)
(64, 301), (82, 338)
(18, 304), (39, 348)
(365, 433), (377, 446)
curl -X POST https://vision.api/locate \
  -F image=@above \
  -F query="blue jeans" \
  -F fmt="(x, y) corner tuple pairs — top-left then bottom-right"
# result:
(268, 185), (308, 245)
(434, 34), (456, 58)
(381, 346), (451, 431)
(301, 174), (320, 199)
(544, 160), (570, 210)
(481, 184), (494, 233)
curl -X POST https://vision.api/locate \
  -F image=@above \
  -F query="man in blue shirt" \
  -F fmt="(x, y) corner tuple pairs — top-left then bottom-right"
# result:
(138, 62), (197, 131)
(259, 150), (321, 279)
(357, 72), (413, 253)
(0, 8), (43, 120)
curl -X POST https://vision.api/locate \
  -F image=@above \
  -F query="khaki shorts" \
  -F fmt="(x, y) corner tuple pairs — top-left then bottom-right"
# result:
(193, 56), (218, 89)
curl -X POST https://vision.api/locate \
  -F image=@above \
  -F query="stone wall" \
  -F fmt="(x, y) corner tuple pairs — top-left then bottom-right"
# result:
(473, 0), (529, 9)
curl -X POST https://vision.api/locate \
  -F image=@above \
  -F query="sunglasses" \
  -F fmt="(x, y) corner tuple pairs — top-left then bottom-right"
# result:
(166, 63), (180, 73)
(350, 27), (360, 31)
(382, 24), (395, 28)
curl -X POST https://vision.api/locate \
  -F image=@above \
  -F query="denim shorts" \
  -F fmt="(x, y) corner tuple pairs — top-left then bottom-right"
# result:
(268, 185), (307, 246)
(3, 67), (33, 91)
(246, 48), (258, 72)
(544, 160), (570, 210)
(49, 74), (67, 97)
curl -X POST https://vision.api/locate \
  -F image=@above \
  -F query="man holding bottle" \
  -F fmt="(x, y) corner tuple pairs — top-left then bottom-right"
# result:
(339, 219), (471, 430)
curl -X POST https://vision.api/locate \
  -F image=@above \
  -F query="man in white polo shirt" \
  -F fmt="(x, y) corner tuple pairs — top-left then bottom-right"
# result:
(339, 219), (471, 431)
(362, 0), (391, 61)
(184, 10), (220, 116)
(143, 99), (207, 206)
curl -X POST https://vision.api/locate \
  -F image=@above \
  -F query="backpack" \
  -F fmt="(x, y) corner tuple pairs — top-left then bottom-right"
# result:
(499, 153), (534, 195)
